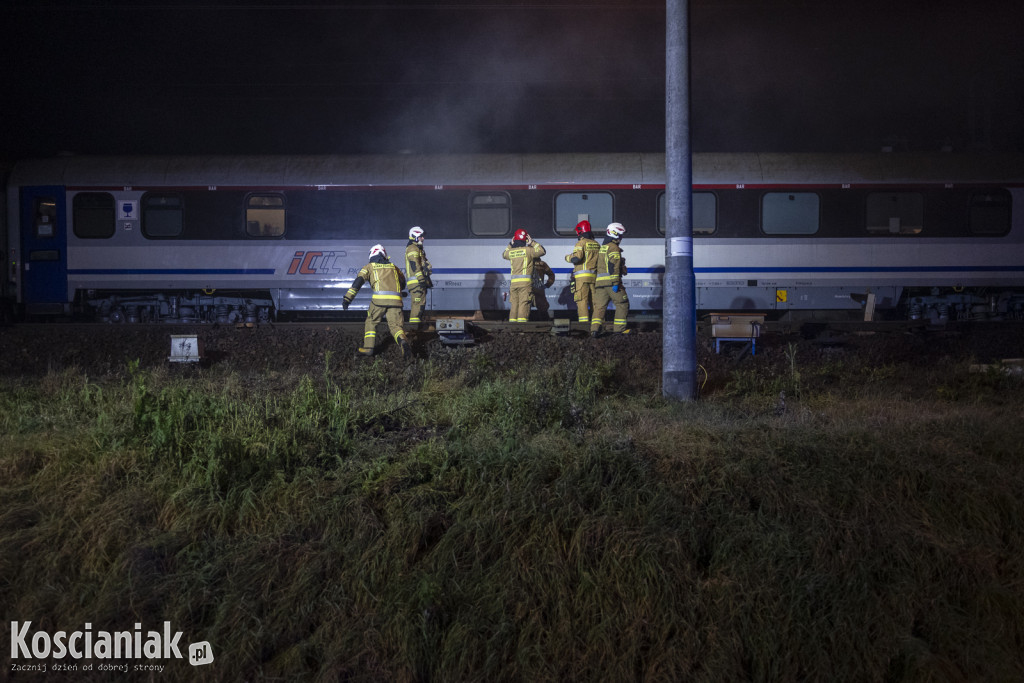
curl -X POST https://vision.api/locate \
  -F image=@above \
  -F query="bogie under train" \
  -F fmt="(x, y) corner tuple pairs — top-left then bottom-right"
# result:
(3, 152), (1023, 324)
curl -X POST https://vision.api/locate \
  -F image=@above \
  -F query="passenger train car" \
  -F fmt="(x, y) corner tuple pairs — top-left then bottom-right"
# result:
(3, 152), (1023, 324)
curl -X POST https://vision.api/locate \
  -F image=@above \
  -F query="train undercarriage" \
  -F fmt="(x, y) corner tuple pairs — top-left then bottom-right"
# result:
(901, 287), (1024, 324)
(80, 290), (275, 325)
(68, 285), (1024, 326)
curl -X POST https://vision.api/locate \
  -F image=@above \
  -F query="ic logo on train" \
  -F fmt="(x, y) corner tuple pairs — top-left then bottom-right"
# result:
(287, 250), (349, 275)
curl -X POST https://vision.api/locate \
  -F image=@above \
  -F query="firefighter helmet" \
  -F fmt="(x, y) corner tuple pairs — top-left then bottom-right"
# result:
(369, 244), (387, 259)
(513, 229), (529, 242)
(409, 226), (424, 243)
(606, 222), (626, 239)
(575, 220), (592, 237)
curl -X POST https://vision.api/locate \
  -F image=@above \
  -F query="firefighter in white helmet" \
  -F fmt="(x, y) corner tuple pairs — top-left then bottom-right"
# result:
(404, 226), (433, 331)
(591, 222), (631, 336)
(343, 244), (412, 359)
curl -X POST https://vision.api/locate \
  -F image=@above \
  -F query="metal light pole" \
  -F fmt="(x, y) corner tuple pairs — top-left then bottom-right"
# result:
(663, 0), (697, 400)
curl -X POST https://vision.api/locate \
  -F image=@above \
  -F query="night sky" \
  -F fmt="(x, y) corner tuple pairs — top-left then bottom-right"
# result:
(2, 0), (1022, 160)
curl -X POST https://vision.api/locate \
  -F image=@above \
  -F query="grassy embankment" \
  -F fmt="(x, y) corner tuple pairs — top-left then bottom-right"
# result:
(2, 346), (1023, 682)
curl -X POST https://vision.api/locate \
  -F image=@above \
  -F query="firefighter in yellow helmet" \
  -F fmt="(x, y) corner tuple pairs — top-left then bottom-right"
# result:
(592, 222), (631, 337)
(343, 244), (412, 359)
(502, 229), (546, 323)
(404, 226), (432, 331)
(565, 219), (600, 325)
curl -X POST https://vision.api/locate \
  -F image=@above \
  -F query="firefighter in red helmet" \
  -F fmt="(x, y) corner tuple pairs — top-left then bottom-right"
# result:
(343, 244), (413, 360)
(565, 219), (600, 325)
(502, 229), (546, 323)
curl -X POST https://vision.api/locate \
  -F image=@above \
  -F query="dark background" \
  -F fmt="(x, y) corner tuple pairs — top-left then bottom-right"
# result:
(2, 0), (1022, 160)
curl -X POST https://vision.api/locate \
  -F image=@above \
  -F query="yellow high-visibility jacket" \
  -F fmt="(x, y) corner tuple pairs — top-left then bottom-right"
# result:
(565, 237), (600, 283)
(596, 240), (627, 287)
(405, 242), (432, 288)
(345, 258), (406, 307)
(502, 240), (546, 287)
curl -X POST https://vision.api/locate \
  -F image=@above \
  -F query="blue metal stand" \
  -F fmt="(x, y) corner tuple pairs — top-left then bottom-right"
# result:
(714, 337), (756, 355)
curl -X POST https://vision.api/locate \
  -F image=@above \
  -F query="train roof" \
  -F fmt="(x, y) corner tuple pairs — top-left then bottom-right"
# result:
(8, 152), (1024, 187)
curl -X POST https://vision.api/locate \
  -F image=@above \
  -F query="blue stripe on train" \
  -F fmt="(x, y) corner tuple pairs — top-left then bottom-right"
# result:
(67, 265), (1024, 276)
(692, 266), (1024, 273)
(433, 265), (1024, 274)
(68, 268), (276, 275)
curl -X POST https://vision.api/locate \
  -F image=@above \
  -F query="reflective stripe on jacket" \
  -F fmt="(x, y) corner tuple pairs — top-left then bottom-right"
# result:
(565, 237), (600, 282)
(405, 243), (430, 287)
(346, 260), (406, 306)
(502, 241), (546, 286)
(596, 242), (624, 286)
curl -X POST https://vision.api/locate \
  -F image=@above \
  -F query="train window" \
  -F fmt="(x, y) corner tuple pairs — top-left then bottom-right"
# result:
(761, 192), (819, 235)
(656, 192), (717, 235)
(34, 197), (57, 238)
(693, 193), (717, 234)
(866, 192), (923, 235)
(246, 194), (285, 237)
(470, 192), (510, 235)
(142, 193), (183, 238)
(555, 192), (613, 236)
(968, 190), (1011, 235)
(72, 192), (115, 239)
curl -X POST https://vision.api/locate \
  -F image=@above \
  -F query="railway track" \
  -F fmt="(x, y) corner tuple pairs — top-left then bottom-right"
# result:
(5, 315), (1017, 339)
(3, 316), (1022, 380)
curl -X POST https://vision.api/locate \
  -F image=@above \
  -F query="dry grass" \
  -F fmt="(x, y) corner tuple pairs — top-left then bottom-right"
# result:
(2, 350), (1023, 681)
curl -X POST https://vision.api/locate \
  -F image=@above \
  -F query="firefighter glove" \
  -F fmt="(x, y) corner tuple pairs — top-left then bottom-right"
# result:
(342, 298), (351, 310)
(612, 284), (619, 293)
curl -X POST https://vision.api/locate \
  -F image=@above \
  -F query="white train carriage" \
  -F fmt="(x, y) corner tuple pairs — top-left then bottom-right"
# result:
(5, 152), (1023, 323)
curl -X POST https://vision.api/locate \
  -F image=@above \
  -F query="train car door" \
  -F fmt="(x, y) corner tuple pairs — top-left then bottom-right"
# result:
(20, 186), (68, 314)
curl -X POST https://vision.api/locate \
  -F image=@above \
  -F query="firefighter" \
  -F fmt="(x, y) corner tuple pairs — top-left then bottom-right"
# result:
(502, 229), (546, 323)
(404, 226), (433, 331)
(564, 219), (600, 325)
(592, 222), (631, 336)
(531, 258), (556, 319)
(342, 244), (412, 359)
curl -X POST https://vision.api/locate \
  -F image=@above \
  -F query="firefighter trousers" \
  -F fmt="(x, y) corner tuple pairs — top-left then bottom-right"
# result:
(573, 279), (596, 324)
(509, 284), (532, 323)
(591, 285), (629, 333)
(364, 303), (407, 350)
(408, 285), (428, 327)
